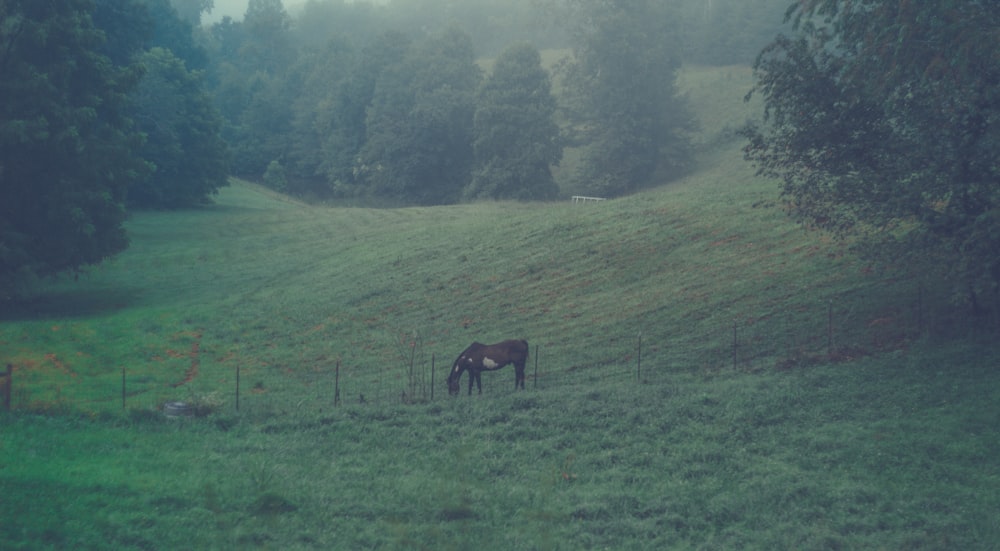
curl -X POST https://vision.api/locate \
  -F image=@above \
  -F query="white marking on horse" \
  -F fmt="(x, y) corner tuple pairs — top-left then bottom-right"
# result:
(483, 357), (498, 369)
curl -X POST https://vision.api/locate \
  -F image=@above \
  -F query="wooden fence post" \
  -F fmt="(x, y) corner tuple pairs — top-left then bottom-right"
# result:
(533, 345), (539, 389)
(122, 366), (126, 410)
(334, 361), (341, 407)
(236, 364), (240, 412)
(827, 301), (834, 357)
(3, 364), (12, 412)
(636, 333), (642, 382)
(430, 353), (435, 401)
(733, 321), (738, 370)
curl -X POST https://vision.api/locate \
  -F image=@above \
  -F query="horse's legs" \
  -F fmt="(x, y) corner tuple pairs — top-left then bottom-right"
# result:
(475, 371), (483, 394)
(514, 364), (525, 390)
(467, 370), (475, 395)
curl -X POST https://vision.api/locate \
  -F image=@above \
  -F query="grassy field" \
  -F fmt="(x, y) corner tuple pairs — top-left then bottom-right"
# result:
(1, 66), (999, 550)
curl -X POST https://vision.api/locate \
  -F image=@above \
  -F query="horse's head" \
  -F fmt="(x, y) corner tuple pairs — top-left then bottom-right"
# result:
(447, 355), (471, 396)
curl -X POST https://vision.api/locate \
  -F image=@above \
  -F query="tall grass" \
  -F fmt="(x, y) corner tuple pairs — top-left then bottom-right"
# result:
(1, 65), (998, 550)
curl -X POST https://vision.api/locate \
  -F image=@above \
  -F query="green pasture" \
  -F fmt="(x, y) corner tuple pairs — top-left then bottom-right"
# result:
(1, 65), (998, 549)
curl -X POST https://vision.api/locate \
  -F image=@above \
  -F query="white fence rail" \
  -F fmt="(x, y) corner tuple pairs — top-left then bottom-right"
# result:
(572, 195), (607, 204)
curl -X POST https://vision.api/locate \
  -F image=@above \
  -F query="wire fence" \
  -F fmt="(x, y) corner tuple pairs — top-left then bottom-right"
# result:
(1, 284), (996, 418)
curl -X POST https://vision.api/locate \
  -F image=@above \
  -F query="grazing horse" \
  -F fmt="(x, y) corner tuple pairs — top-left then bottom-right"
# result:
(448, 339), (528, 396)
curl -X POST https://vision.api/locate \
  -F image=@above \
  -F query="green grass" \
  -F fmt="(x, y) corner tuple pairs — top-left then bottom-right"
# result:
(2, 348), (998, 549)
(2, 65), (999, 549)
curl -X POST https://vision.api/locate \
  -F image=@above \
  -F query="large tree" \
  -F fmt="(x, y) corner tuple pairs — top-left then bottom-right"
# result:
(742, 1), (1000, 313)
(284, 36), (357, 196)
(467, 42), (561, 201)
(319, 31), (411, 197)
(0, 0), (147, 296)
(129, 47), (229, 208)
(559, 0), (693, 197)
(209, 0), (295, 178)
(360, 27), (482, 204)
(94, 0), (227, 208)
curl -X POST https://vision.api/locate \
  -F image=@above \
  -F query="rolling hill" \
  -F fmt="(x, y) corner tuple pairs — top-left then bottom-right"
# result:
(1, 65), (997, 550)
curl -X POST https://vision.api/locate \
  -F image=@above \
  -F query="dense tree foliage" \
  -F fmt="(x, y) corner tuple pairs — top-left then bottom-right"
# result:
(204, 0), (294, 178)
(468, 43), (561, 201)
(558, 0), (694, 197)
(316, 31), (411, 197)
(2, 0), (777, 296)
(283, 36), (356, 196)
(94, 0), (227, 208)
(143, 0), (208, 70)
(742, 1), (1000, 313)
(0, 0), (147, 295)
(360, 27), (482, 204)
(198, 0), (730, 203)
(0, 0), (230, 294)
(129, 47), (228, 208)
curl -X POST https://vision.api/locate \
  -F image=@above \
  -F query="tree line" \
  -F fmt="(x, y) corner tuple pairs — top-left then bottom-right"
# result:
(203, 0), (705, 202)
(0, 0), (720, 294)
(3, 0), (998, 318)
(200, 0), (787, 201)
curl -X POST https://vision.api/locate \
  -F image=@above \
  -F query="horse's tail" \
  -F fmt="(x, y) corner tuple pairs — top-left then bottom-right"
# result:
(519, 339), (529, 361)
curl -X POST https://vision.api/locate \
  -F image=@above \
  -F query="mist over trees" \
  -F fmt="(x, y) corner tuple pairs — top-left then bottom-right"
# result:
(557, 0), (693, 197)
(203, 0), (729, 201)
(23, 0), (998, 299)
(469, 42), (561, 201)
(743, 0), (1000, 314)
(129, 47), (229, 208)
(678, 0), (791, 65)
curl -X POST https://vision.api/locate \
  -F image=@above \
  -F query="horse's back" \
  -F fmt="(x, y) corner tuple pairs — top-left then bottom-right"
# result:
(461, 339), (528, 362)
(463, 342), (486, 356)
(499, 339), (528, 361)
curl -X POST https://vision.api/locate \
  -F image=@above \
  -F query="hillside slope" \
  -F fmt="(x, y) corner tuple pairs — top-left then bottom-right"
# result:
(1, 65), (998, 551)
(0, 66), (949, 409)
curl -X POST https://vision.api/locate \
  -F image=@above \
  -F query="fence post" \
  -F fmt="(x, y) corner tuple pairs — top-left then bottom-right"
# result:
(733, 321), (738, 369)
(122, 366), (126, 410)
(3, 363), (12, 412)
(636, 333), (642, 382)
(236, 364), (240, 412)
(827, 301), (834, 357)
(408, 333), (417, 399)
(334, 361), (341, 407)
(430, 353), (435, 401)
(533, 345), (539, 389)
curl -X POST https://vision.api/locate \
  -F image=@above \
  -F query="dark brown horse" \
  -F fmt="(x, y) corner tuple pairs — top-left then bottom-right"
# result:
(448, 339), (528, 396)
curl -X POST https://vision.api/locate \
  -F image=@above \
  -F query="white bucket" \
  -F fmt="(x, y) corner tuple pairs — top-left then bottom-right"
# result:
(163, 401), (194, 418)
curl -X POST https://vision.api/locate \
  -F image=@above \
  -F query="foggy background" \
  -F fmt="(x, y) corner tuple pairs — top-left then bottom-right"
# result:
(205, 0), (387, 23)
(204, 0), (272, 22)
